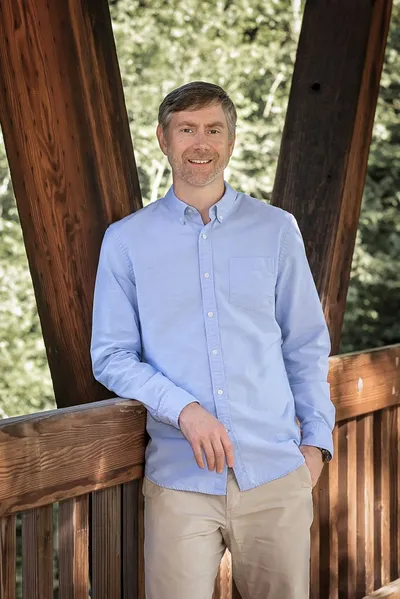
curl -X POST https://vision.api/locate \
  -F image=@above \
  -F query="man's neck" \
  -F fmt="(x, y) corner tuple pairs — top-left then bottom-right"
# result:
(172, 176), (226, 220)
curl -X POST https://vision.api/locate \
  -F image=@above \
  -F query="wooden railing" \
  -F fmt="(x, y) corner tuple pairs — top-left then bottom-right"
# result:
(0, 400), (147, 598)
(319, 344), (400, 599)
(0, 344), (399, 599)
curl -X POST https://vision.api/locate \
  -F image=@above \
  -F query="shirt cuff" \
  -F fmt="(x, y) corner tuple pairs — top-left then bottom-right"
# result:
(157, 386), (199, 429)
(300, 421), (334, 456)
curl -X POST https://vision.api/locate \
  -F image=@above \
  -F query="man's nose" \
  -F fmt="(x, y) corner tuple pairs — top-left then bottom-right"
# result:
(192, 131), (210, 148)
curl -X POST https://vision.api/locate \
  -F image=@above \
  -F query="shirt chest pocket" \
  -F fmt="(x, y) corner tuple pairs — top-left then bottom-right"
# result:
(229, 256), (276, 312)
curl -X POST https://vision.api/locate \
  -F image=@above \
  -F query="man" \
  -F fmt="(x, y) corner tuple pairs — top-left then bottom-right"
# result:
(91, 81), (335, 599)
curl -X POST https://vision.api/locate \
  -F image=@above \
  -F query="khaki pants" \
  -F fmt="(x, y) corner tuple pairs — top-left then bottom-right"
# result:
(143, 464), (314, 599)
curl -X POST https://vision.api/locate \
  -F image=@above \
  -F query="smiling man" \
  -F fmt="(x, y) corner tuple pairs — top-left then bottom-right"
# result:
(90, 81), (335, 599)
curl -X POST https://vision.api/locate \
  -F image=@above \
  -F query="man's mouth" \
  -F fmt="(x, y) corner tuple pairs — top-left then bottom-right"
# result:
(188, 159), (212, 164)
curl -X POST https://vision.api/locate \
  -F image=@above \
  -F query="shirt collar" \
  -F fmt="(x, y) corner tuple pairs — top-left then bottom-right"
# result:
(164, 181), (238, 225)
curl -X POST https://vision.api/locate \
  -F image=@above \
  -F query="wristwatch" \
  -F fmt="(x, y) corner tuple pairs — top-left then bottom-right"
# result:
(318, 447), (332, 463)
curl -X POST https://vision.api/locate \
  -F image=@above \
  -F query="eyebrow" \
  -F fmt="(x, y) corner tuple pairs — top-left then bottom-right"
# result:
(175, 120), (226, 129)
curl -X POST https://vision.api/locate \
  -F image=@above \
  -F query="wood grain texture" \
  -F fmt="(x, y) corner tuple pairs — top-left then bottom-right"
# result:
(214, 550), (242, 599)
(0, 399), (146, 517)
(122, 480), (145, 599)
(92, 486), (121, 599)
(0, 515), (16, 599)
(389, 406), (399, 581)
(0, 0), (142, 409)
(358, 414), (375, 597)
(335, 418), (358, 599)
(362, 578), (400, 598)
(374, 412), (384, 591)
(22, 507), (53, 599)
(329, 427), (339, 599)
(330, 345), (400, 422)
(213, 550), (232, 599)
(346, 419), (358, 599)
(380, 410), (391, 587)
(58, 495), (89, 599)
(271, 0), (393, 352)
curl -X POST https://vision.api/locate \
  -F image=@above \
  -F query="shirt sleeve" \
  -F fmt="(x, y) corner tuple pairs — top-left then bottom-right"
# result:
(275, 214), (335, 455)
(90, 226), (199, 429)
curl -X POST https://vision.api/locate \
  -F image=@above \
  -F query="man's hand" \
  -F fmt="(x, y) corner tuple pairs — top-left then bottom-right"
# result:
(178, 403), (234, 474)
(299, 445), (324, 487)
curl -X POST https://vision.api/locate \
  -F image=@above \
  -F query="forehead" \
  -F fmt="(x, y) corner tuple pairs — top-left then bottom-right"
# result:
(170, 104), (227, 127)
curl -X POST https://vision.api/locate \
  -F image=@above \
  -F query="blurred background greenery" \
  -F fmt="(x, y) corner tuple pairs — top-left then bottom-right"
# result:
(0, 0), (399, 419)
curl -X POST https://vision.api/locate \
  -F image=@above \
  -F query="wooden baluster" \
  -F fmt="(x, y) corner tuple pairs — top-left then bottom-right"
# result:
(0, 515), (16, 599)
(91, 486), (121, 599)
(22, 507), (53, 599)
(357, 414), (375, 596)
(58, 495), (89, 599)
(122, 480), (145, 599)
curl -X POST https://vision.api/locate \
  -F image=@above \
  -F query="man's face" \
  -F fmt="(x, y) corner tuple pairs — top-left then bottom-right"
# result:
(157, 103), (235, 188)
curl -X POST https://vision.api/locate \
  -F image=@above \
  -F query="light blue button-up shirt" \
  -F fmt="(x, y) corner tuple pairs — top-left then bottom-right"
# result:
(91, 182), (335, 495)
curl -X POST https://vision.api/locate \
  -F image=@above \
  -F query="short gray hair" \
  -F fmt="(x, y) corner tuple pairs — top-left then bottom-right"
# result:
(158, 81), (237, 140)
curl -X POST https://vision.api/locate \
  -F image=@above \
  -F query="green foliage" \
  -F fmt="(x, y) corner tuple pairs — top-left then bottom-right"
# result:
(0, 135), (54, 417)
(0, 0), (399, 417)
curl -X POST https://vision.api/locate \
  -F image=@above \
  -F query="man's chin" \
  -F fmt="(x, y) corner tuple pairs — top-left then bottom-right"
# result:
(182, 172), (220, 187)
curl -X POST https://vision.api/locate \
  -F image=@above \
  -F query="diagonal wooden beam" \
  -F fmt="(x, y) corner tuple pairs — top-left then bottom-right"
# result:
(272, 0), (392, 354)
(0, 0), (142, 408)
(271, 1), (393, 598)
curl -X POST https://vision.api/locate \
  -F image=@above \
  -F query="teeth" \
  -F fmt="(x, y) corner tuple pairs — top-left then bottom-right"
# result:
(189, 160), (211, 163)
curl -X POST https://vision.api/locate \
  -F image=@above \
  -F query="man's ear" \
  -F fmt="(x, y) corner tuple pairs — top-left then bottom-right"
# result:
(156, 124), (168, 156)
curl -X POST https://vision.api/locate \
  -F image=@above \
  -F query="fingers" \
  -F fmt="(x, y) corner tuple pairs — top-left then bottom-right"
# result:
(221, 434), (235, 468)
(182, 408), (235, 473)
(211, 438), (226, 474)
(192, 442), (205, 470)
(191, 431), (234, 473)
(200, 439), (225, 473)
(202, 440), (216, 471)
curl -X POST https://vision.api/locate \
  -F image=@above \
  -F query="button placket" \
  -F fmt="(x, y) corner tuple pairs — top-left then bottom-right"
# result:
(198, 228), (232, 434)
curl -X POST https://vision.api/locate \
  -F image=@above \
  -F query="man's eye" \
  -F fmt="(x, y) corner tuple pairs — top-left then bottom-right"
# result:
(182, 128), (193, 133)
(209, 130), (220, 134)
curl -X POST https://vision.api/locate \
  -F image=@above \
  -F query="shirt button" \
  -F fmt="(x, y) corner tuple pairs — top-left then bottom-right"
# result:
(218, 215), (224, 221)
(212, 349), (218, 355)
(202, 234), (207, 239)
(208, 311), (214, 318)
(217, 389), (224, 395)
(204, 272), (210, 278)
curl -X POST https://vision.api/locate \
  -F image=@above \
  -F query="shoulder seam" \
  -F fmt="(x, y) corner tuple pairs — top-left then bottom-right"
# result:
(278, 215), (293, 268)
(113, 228), (136, 283)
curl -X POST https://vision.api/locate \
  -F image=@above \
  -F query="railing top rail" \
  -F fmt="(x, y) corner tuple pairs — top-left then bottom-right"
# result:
(330, 343), (400, 421)
(0, 398), (146, 517)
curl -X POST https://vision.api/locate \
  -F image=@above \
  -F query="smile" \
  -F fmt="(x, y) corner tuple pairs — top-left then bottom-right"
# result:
(188, 159), (212, 164)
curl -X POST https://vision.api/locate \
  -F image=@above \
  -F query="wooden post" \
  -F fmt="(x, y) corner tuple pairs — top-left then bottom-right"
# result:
(0, 0), (142, 409)
(271, 0), (392, 598)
